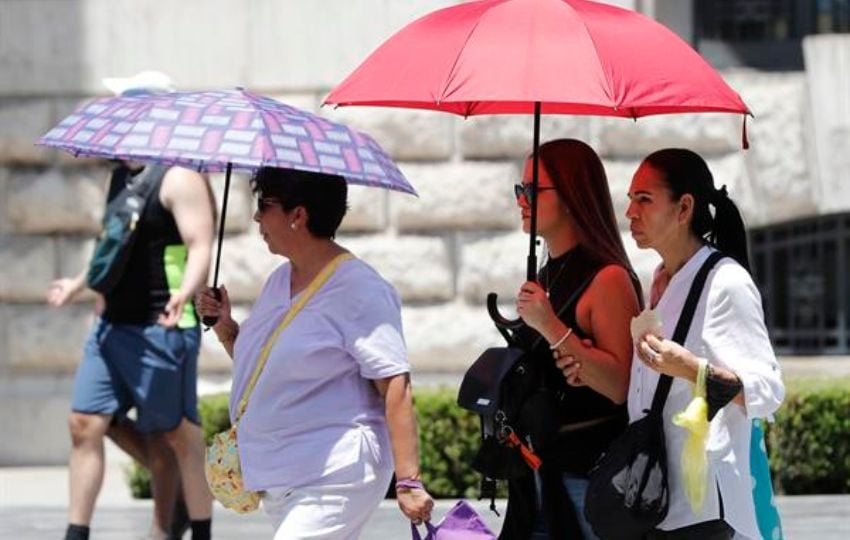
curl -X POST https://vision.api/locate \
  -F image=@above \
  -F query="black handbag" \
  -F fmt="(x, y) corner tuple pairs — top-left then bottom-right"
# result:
(584, 252), (724, 540)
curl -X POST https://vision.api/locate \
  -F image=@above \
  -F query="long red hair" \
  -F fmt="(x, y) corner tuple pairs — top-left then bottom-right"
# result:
(537, 139), (641, 297)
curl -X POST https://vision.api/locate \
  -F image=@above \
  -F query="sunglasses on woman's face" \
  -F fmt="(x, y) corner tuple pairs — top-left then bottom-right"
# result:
(514, 183), (556, 203)
(257, 197), (281, 213)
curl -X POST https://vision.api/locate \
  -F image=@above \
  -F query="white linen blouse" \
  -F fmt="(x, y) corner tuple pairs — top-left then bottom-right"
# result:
(229, 258), (409, 492)
(627, 246), (785, 539)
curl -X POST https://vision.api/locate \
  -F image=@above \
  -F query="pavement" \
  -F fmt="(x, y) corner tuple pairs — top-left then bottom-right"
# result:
(1, 462), (848, 539)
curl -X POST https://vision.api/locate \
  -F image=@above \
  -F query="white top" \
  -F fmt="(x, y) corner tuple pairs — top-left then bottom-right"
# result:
(230, 258), (408, 491)
(627, 246), (785, 539)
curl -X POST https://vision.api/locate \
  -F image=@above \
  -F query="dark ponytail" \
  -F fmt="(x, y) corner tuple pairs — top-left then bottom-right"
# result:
(644, 149), (751, 273)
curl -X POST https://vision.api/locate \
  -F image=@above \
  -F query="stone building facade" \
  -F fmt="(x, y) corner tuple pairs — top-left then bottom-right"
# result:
(0, 1), (847, 464)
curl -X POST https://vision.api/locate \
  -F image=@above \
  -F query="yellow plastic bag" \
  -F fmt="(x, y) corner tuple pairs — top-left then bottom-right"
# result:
(204, 425), (261, 514)
(672, 358), (709, 515)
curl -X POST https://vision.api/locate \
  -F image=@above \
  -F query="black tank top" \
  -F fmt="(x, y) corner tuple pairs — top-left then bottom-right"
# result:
(515, 244), (628, 475)
(103, 165), (195, 326)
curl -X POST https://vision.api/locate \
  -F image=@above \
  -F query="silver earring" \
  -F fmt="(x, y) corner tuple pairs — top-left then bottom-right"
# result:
(290, 223), (296, 230)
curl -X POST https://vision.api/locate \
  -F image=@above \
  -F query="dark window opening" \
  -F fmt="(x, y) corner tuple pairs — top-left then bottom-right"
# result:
(695, 0), (850, 70)
(750, 213), (849, 355)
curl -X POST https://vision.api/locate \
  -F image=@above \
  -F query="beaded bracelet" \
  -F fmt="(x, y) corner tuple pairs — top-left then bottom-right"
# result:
(395, 478), (425, 491)
(549, 327), (574, 350)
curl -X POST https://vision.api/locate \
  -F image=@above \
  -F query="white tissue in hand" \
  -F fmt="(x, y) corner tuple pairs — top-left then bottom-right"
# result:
(631, 309), (663, 340)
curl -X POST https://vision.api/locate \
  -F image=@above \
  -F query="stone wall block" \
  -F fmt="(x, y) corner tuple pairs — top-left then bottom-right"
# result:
(0, 376), (75, 465)
(6, 304), (94, 373)
(0, 99), (54, 164)
(804, 35), (850, 213)
(248, 0), (458, 90)
(0, 306), (8, 374)
(725, 71), (815, 225)
(5, 167), (106, 234)
(211, 171), (252, 234)
(340, 234), (454, 302)
(213, 233), (281, 303)
(0, 235), (56, 302)
(0, 167), (9, 234)
(460, 115), (592, 159)
(1, 0), (254, 96)
(322, 107), (453, 161)
(457, 231), (527, 303)
(597, 113), (740, 158)
(340, 185), (387, 233)
(56, 237), (98, 303)
(393, 162), (521, 231)
(402, 302), (505, 371)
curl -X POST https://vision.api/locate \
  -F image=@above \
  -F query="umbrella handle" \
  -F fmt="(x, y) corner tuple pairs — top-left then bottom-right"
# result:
(201, 286), (222, 328)
(487, 292), (524, 330)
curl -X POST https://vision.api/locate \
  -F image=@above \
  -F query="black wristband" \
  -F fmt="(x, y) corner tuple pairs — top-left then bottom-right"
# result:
(706, 364), (743, 420)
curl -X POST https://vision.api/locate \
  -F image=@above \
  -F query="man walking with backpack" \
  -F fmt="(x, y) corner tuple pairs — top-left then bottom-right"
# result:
(46, 72), (216, 540)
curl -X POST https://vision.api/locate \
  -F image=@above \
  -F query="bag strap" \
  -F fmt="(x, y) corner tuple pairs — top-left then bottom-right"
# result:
(108, 164), (166, 203)
(235, 252), (354, 423)
(649, 251), (725, 416)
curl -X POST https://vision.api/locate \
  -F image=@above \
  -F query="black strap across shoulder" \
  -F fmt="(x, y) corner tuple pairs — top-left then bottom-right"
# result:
(649, 251), (725, 416)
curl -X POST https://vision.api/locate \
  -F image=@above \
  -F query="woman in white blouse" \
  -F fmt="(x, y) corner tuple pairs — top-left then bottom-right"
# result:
(196, 167), (433, 538)
(625, 149), (784, 539)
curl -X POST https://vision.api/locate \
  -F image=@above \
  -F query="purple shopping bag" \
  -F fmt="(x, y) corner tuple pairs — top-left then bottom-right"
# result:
(411, 500), (497, 540)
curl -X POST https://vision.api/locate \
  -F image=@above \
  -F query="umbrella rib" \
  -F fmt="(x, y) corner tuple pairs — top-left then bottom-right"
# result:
(437, 14), (489, 104)
(572, 13), (618, 110)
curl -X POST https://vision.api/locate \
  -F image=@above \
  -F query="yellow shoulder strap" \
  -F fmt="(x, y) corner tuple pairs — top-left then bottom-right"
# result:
(235, 252), (354, 422)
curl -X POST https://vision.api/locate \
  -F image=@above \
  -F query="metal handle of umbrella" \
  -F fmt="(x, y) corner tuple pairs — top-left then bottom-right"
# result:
(202, 163), (232, 329)
(486, 102), (542, 331)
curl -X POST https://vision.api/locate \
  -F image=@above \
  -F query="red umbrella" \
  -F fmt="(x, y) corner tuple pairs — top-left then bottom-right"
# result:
(325, 0), (750, 326)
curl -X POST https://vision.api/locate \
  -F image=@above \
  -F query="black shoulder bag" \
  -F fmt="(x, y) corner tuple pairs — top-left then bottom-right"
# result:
(583, 251), (724, 540)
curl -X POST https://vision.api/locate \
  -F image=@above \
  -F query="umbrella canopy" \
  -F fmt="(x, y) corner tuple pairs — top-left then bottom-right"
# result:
(39, 89), (416, 325)
(326, 0), (749, 118)
(325, 0), (750, 329)
(39, 88), (416, 195)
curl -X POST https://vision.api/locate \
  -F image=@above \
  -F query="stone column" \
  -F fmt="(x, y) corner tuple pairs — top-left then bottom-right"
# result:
(804, 35), (850, 213)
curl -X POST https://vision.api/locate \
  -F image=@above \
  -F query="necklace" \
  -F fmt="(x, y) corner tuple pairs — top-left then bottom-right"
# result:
(542, 254), (571, 298)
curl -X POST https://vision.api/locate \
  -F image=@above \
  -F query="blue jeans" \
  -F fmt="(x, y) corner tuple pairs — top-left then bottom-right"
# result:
(530, 474), (598, 539)
(564, 474), (598, 540)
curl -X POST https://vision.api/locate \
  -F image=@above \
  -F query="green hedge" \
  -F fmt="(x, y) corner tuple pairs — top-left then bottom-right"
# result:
(767, 378), (850, 494)
(128, 379), (850, 498)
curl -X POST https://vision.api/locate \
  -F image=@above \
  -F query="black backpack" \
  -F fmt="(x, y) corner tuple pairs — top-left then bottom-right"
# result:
(86, 164), (165, 294)
(457, 275), (595, 510)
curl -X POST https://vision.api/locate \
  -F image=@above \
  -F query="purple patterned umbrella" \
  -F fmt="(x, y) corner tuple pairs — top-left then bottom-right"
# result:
(38, 88), (415, 195)
(38, 89), (415, 324)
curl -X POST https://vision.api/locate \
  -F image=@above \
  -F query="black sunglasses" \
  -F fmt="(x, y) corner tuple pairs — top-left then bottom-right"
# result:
(257, 197), (281, 213)
(514, 183), (556, 203)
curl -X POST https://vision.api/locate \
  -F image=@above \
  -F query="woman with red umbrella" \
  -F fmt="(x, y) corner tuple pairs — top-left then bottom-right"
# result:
(513, 139), (642, 539)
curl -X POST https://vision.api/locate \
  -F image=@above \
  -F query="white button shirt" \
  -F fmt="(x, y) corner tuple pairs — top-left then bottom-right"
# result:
(627, 246), (784, 539)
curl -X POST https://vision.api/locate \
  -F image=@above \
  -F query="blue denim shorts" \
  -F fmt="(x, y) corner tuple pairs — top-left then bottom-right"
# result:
(71, 318), (201, 433)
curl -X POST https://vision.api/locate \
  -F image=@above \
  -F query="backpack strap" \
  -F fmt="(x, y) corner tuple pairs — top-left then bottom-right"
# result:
(649, 251), (725, 416)
(106, 164), (166, 205)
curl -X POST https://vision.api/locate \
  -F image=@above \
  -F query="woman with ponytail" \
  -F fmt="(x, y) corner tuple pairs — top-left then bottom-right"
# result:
(625, 149), (785, 539)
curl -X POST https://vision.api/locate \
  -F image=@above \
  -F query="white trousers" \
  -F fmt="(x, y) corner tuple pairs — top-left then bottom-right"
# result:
(262, 444), (393, 539)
